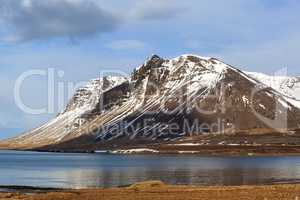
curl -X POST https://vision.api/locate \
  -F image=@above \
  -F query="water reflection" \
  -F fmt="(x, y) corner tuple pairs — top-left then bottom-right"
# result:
(1, 151), (300, 188)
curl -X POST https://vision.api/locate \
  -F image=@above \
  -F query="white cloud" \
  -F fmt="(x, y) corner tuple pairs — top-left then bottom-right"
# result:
(0, 0), (120, 42)
(0, 0), (187, 43)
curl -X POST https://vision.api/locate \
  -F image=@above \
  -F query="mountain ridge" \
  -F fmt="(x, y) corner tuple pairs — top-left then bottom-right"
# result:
(1, 54), (300, 152)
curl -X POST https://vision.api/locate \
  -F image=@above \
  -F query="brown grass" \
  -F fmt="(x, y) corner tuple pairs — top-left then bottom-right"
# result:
(2, 181), (300, 200)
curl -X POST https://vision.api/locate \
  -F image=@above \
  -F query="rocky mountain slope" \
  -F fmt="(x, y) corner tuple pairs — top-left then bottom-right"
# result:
(1, 54), (300, 151)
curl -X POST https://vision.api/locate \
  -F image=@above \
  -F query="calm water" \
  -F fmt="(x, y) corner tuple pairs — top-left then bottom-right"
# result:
(1, 150), (300, 188)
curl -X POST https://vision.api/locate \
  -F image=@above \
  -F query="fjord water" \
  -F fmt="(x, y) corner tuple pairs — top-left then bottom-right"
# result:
(1, 150), (300, 189)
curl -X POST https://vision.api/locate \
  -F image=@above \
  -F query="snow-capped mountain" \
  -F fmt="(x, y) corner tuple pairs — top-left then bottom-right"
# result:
(2, 54), (300, 150)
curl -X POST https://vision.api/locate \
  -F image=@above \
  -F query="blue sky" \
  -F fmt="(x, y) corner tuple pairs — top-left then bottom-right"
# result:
(0, 0), (300, 139)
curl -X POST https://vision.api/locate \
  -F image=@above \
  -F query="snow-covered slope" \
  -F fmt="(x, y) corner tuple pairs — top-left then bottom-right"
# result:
(61, 76), (128, 114)
(247, 72), (300, 108)
(1, 76), (128, 148)
(2, 54), (300, 150)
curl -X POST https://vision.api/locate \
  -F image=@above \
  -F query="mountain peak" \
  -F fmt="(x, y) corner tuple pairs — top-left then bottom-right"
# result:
(149, 54), (162, 60)
(177, 54), (212, 61)
(143, 54), (164, 68)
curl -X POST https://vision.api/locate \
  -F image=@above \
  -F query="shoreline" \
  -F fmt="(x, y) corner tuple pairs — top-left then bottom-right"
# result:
(2, 130), (300, 156)
(3, 147), (300, 157)
(2, 181), (300, 200)
(0, 185), (63, 193)
(2, 181), (300, 191)
(3, 131), (300, 156)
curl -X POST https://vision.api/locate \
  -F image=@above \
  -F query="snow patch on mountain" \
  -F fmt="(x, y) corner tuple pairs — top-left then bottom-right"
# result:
(247, 72), (300, 108)
(62, 76), (127, 114)
(247, 72), (300, 100)
(110, 148), (159, 154)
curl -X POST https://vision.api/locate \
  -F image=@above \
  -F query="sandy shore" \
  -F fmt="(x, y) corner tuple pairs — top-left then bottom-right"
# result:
(1, 181), (300, 200)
